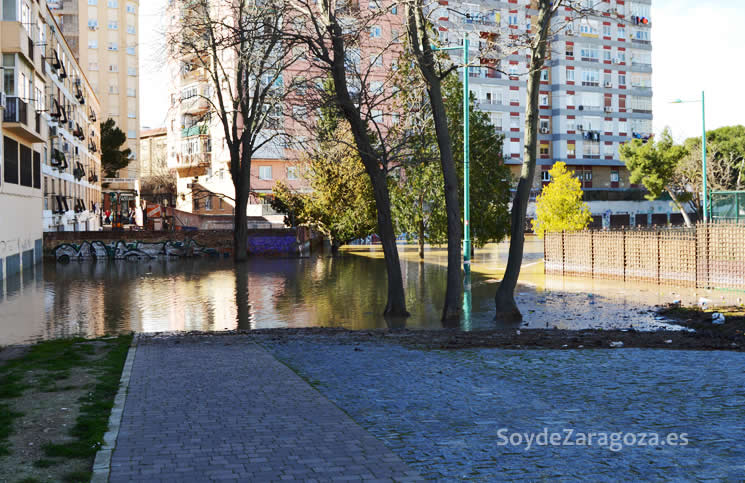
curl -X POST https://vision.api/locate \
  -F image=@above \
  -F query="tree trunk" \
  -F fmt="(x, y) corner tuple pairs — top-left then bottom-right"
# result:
(418, 218), (425, 259)
(406, 1), (461, 323)
(668, 189), (693, 227)
(235, 262), (251, 330)
(234, 186), (249, 262)
(326, 25), (408, 318)
(494, 0), (553, 322)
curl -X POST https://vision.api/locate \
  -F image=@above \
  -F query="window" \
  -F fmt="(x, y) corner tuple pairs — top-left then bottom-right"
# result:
(540, 70), (548, 81)
(370, 53), (383, 67)
(618, 74), (626, 86)
(128, 112), (136, 119)
(88, 0), (98, 4)
(539, 94), (549, 106)
(618, 27), (626, 39)
(579, 46), (599, 61)
(109, 64), (118, 72)
(287, 166), (299, 180)
(510, 117), (520, 129)
(108, 21), (118, 29)
(127, 25), (136, 34)
(259, 166), (272, 180)
(89, 39), (98, 49)
(108, 0), (118, 6)
(205, 196), (212, 210)
(508, 14), (518, 25)
(4, 136), (18, 184)
(108, 42), (118, 51)
(567, 142), (576, 156)
(604, 143), (615, 156)
(566, 68), (574, 82)
(369, 81), (383, 94)
(633, 29), (650, 42)
(127, 130), (136, 139)
(391, 28), (401, 43)
(542, 170), (551, 182)
(128, 67), (137, 76)
(369, 0), (380, 8)
(126, 3), (136, 13)
(127, 87), (136, 97)
(391, 113), (400, 124)
(126, 46), (135, 55)
(371, 109), (383, 121)
(539, 145), (549, 156)
(567, 118), (575, 132)
(391, 3), (397, 14)
(109, 84), (119, 94)
(618, 121), (628, 133)
(604, 50), (612, 62)
(610, 170), (619, 183)
(193, 198), (200, 211)
(88, 19), (99, 29)
(581, 70), (600, 87)
(370, 26), (382, 37)
(603, 25), (611, 36)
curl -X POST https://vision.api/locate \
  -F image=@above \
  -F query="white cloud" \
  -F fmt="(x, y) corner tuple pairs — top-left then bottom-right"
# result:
(653, 0), (745, 142)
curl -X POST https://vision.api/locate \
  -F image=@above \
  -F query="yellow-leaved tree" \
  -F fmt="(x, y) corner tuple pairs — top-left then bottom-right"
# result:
(532, 162), (593, 238)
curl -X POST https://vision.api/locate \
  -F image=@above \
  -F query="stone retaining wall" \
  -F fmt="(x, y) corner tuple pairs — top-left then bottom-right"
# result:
(43, 228), (317, 259)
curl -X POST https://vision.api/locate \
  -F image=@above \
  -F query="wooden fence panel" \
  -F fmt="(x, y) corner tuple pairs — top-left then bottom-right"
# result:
(625, 230), (659, 283)
(659, 229), (697, 287)
(544, 232), (563, 275)
(706, 223), (745, 289)
(592, 230), (625, 280)
(563, 231), (593, 277)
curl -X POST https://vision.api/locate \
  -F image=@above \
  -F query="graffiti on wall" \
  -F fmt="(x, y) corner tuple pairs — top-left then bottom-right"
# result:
(53, 239), (219, 262)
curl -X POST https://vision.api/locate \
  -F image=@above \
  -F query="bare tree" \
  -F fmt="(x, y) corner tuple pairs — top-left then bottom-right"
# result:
(285, 0), (410, 317)
(403, 0), (463, 323)
(167, 0), (299, 261)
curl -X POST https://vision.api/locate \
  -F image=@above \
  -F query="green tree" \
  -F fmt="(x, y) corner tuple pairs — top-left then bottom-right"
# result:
(101, 118), (132, 178)
(619, 128), (692, 226)
(531, 162), (592, 237)
(272, 122), (377, 250)
(389, 55), (511, 259)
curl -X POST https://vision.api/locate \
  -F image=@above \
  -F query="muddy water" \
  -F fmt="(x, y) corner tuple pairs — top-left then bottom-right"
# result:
(1, 240), (738, 345)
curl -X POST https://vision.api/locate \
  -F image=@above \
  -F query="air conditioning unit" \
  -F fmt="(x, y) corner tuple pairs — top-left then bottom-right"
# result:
(604, 106), (613, 113)
(604, 81), (613, 88)
(540, 128), (549, 134)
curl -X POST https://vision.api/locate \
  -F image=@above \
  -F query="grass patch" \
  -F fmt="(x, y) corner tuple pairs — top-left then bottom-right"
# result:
(0, 334), (132, 480)
(43, 335), (132, 459)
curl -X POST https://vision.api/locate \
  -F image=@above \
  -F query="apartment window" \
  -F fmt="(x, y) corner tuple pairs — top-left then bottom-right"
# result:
(128, 112), (136, 119)
(391, 29), (401, 43)
(370, 26), (382, 37)
(618, 74), (626, 86)
(108, 42), (118, 51)
(128, 67), (137, 76)
(193, 198), (200, 211)
(579, 46), (599, 62)
(604, 50), (611, 62)
(583, 142), (600, 157)
(604, 143), (615, 156)
(567, 118), (575, 132)
(618, 121), (628, 134)
(127, 130), (136, 139)
(88, 19), (99, 29)
(610, 170), (619, 183)
(89, 62), (99, 71)
(3, 54), (15, 96)
(618, 27), (626, 39)
(369, 0), (380, 9)
(88, 0), (98, 4)
(88, 40), (98, 49)
(127, 25), (136, 34)
(581, 70), (600, 87)
(391, 112), (400, 124)
(539, 94), (549, 106)
(542, 170), (551, 182)
(633, 29), (650, 42)
(566, 68), (574, 82)
(540, 70), (548, 81)
(108, 21), (118, 30)
(567, 142), (576, 156)
(371, 109), (383, 122)
(508, 14), (518, 25)
(108, 0), (118, 6)
(370, 53), (383, 67)
(126, 3), (136, 13)
(108, 84), (119, 94)
(369, 81), (383, 94)
(205, 196), (212, 210)
(391, 4), (397, 14)
(539, 146), (549, 156)
(565, 45), (574, 57)
(4, 137), (18, 184)
(287, 166), (299, 180)
(510, 117), (520, 129)
(127, 87), (136, 97)
(603, 25), (611, 36)
(259, 166), (272, 180)
(126, 46), (135, 55)
(109, 64), (118, 72)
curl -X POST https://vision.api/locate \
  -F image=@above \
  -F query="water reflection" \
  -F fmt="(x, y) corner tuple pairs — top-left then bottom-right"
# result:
(2, 244), (737, 345)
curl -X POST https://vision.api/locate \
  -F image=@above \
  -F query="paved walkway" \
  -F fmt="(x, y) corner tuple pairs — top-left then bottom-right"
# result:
(109, 337), (420, 482)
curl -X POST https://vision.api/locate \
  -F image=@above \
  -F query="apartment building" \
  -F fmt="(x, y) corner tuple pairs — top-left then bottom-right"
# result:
(48, 0), (139, 206)
(43, 6), (102, 232)
(0, 0), (101, 281)
(436, 0), (664, 220)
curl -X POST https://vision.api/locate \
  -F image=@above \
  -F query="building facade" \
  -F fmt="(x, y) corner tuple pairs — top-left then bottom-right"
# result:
(437, 0), (660, 219)
(48, 0), (140, 204)
(43, 6), (102, 232)
(0, 0), (102, 281)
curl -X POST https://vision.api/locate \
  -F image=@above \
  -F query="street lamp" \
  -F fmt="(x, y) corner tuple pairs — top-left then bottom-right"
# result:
(432, 33), (474, 275)
(671, 91), (708, 222)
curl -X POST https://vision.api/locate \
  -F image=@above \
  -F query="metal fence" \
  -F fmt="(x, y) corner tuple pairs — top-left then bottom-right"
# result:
(544, 223), (745, 290)
(711, 191), (745, 223)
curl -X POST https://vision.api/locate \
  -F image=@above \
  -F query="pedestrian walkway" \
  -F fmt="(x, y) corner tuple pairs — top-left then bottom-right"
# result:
(108, 337), (420, 482)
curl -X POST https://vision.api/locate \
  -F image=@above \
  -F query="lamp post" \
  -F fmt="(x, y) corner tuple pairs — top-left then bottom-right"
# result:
(671, 91), (708, 222)
(432, 34), (473, 275)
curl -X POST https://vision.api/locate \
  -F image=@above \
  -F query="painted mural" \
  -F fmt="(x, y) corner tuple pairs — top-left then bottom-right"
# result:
(53, 239), (219, 262)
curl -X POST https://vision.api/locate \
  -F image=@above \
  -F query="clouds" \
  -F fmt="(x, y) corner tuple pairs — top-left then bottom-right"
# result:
(652, 0), (745, 141)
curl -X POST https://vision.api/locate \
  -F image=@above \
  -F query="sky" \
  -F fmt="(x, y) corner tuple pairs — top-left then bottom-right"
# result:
(139, 0), (745, 142)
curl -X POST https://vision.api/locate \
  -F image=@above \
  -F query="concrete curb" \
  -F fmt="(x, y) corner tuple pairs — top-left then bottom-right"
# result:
(91, 334), (139, 483)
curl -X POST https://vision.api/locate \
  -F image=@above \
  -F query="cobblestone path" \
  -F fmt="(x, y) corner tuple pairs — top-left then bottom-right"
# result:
(109, 337), (420, 482)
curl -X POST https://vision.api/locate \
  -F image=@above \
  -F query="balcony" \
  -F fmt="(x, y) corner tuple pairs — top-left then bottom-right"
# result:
(173, 151), (211, 177)
(182, 123), (208, 137)
(0, 21), (36, 67)
(3, 97), (45, 143)
(181, 95), (210, 115)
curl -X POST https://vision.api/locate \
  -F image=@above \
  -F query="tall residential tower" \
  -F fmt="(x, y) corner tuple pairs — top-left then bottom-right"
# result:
(49, 0), (139, 205)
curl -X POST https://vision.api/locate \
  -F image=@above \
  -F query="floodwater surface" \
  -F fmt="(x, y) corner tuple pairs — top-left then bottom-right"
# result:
(1, 240), (736, 345)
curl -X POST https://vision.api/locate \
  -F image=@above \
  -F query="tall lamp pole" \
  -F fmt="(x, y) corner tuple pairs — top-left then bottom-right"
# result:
(432, 33), (472, 275)
(671, 90), (708, 222)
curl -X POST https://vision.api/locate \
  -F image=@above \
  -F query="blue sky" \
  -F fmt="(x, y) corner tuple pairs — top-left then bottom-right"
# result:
(140, 0), (745, 142)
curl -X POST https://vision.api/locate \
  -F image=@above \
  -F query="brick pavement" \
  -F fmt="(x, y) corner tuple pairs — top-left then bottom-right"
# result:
(109, 337), (420, 482)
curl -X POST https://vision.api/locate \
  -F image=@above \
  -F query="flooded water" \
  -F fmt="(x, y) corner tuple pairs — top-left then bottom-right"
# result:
(1, 240), (740, 345)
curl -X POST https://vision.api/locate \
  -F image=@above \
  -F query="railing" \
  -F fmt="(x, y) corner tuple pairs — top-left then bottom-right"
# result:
(182, 124), (208, 137)
(3, 97), (28, 125)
